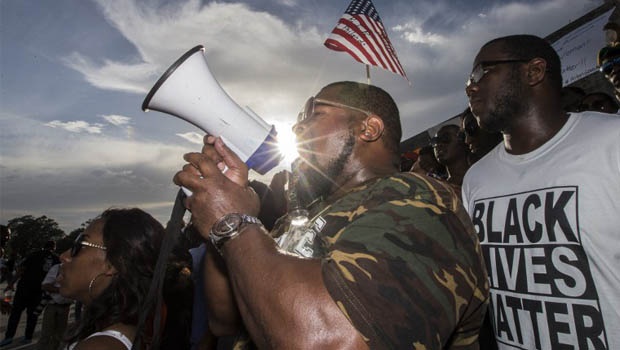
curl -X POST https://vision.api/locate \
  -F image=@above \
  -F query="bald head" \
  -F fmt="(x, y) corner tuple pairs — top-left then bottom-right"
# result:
(317, 81), (402, 154)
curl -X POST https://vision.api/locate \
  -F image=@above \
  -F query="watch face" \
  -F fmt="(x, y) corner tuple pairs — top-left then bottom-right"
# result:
(213, 214), (243, 236)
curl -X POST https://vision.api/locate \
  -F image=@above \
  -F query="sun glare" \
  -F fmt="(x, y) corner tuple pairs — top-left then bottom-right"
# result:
(274, 122), (299, 167)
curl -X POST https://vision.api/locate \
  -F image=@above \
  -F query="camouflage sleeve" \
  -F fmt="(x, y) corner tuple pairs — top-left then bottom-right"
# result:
(321, 194), (489, 349)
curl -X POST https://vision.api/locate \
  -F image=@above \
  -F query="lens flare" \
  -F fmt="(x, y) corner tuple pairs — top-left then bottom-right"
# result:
(274, 122), (299, 167)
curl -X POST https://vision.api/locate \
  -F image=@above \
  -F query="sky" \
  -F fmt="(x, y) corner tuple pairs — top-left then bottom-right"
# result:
(0, 0), (605, 233)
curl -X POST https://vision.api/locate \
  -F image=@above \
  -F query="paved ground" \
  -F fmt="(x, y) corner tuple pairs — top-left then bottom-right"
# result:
(0, 306), (43, 350)
(0, 306), (78, 350)
(0, 282), (77, 350)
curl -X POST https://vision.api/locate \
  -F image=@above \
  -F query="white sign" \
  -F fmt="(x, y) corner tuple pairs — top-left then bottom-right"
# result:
(551, 9), (614, 86)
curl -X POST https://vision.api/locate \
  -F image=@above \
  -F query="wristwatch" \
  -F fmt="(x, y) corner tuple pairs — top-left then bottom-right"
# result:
(209, 213), (262, 254)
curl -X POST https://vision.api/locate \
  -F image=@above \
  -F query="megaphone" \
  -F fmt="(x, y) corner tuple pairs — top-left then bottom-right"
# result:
(142, 45), (282, 176)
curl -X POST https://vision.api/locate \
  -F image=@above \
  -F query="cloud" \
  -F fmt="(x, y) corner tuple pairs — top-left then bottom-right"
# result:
(62, 1), (324, 98)
(1, 111), (191, 231)
(2, 112), (191, 172)
(1, 164), (181, 232)
(58, 0), (378, 129)
(8, 133), (190, 171)
(44, 120), (105, 134)
(102, 114), (131, 126)
(388, 0), (601, 131)
(393, 23), (447, 45)
(176, 132), (203, 144)
(276, 0), (298, 7)
(62, 53), (156, 94)
(2, 0), (605, 233)
(59, 0), (603, 139)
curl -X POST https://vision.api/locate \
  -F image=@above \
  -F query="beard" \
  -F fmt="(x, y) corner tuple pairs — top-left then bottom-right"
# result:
(479, 68), (527, 133)
(294, 129), (356, 208)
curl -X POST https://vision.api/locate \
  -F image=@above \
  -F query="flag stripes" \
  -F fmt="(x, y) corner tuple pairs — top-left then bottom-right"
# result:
(324, 0), (407, 79)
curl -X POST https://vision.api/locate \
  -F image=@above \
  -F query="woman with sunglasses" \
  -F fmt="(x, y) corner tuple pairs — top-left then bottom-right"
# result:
(58, 208), (165, 350)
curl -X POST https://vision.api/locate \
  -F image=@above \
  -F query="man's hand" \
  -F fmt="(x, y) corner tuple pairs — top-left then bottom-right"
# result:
(173, 136), (260, 238)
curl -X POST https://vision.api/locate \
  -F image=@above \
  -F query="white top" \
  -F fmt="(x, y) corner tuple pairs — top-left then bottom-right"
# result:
(41, 264), (72, 304)
(462, 112), (620, 350)
(66, 330), (133, 350)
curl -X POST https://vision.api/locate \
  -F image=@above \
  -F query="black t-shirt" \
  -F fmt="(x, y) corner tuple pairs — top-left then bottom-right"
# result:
(17, 250), (60, 293)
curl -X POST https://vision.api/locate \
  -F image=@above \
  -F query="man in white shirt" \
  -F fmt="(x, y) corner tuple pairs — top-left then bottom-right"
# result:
(36, 263), (73, 350)
(463, 34), (620, 350)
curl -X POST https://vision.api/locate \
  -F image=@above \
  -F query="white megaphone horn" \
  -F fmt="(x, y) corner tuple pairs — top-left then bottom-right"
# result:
(142, 45), (282, 179)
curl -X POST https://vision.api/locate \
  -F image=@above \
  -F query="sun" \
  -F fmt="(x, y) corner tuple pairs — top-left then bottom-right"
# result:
(274, 121), (299, 167)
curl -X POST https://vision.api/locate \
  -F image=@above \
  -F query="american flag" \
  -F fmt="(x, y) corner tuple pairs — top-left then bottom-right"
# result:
(324, 0), (407, 79)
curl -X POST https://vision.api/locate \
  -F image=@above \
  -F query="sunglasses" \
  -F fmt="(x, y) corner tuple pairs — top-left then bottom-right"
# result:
(466, 59), (531, 87)
(297, 96), (373, 123)
(71, 233), (107, 257)
(598, 56), (620, 76)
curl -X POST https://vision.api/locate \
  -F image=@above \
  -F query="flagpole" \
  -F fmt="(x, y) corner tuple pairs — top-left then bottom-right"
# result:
(366, 64), (371, 84)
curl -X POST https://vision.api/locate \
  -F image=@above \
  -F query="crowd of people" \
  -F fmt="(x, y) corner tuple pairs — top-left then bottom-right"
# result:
(1, 31), (618, 350)
(170, 33), (618, 350)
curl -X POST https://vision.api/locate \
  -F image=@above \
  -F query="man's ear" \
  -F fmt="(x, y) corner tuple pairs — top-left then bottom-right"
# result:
(526, 58), (547, 86)
(360, 115), (384, 142)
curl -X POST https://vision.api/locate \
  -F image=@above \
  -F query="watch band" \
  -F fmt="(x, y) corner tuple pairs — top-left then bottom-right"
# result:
(209, 213), (262, 255)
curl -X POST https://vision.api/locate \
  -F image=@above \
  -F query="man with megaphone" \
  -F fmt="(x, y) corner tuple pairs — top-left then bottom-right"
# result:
(174, 81), (489, 349)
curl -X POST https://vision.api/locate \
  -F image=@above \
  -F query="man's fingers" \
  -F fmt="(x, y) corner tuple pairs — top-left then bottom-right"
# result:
(179, 138), (249, 189)
(203, 134), (216, 146)
(173, 166), (202, 188)
(214, 138), (248, 172)
(174, 152), (222, 194)
(184, 152), (223, 178)
(201, 135), (220, 156)
(181, 162), (201, 175)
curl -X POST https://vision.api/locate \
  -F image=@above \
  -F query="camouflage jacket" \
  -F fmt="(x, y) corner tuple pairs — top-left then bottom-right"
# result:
(230, 172), (488, 349)
(318, 172), (488, 349)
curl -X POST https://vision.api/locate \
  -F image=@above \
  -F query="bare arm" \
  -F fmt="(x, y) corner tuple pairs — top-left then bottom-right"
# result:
(174, 136), (367, 349)
(203, 242), (242, 336)
(220, 226), (367, 349)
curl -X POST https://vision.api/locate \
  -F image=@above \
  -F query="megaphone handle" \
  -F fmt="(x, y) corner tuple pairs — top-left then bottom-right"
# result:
(181, 164), (229, 197)
(181, 186), (194, 197)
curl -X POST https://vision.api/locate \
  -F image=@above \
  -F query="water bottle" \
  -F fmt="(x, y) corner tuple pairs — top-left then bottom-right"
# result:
(276, 162), (323, 258)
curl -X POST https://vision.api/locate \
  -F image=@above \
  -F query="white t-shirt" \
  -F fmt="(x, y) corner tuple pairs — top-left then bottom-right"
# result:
(462, 112), (620, 350)
(41, 264), (72, 304)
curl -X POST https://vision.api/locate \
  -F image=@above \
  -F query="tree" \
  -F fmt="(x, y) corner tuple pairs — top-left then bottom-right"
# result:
(0, 225), (9, 248)
(6, 215), (65, 259)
